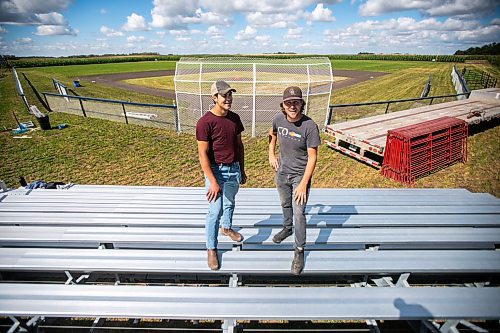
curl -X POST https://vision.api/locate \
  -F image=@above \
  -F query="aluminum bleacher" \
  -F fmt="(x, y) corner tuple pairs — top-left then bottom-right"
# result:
(0, 185), (499, 333)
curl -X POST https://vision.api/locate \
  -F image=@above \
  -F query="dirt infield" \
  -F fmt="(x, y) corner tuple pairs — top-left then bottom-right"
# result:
(81, 69), (387, 99)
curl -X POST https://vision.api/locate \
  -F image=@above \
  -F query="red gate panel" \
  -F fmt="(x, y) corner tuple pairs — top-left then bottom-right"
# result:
(381, 117), (467, 185)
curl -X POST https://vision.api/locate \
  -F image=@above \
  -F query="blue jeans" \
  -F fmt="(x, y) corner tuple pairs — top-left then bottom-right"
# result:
(205, 162), (241, 249)
(275, 172), (311, 249)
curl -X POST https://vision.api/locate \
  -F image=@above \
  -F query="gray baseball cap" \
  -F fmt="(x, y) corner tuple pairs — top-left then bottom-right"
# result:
(211, 80), (236, 96)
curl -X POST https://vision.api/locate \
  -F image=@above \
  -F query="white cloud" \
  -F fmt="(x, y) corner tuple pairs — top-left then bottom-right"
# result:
(126, 35), (146, 43)
(0, 0), (71, 24)
(245, 12), (295, 28)
(15, 37), (32, 44)
(122, 13), (148, 31)
(255, 34), (271, 45)
(285, 27), (303, 39)
(35, 25), (77, 36)
(100, 26), (123, 37)
(324, 16), (499, 53)
(207, 25), (223, 38)
(492, 18), (500, 26)
(168, 29), (193, 41)
(235, 25), (257, 40)
(306, 3), (335, 22)
(100, 9), (107, 14)
(150, 0), (193, 29)
(202, 0), (315, 14)
(34, 12), (66, 25)
(181, 8), (231, 25)
(169, 29), (189, 36)
(150, 0), (230, 29)
(359, 0), (498, 17)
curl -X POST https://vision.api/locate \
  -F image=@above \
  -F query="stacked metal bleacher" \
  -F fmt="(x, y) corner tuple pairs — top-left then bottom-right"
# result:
(0, 185), (499, 332)
(381, 116), (468, 185)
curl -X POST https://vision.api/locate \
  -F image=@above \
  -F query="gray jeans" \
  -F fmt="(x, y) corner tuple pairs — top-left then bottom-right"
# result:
(275, 172), (311, 249)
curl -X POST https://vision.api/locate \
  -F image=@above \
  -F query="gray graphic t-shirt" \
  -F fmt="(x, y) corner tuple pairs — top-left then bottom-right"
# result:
(272, 112), (321, 176)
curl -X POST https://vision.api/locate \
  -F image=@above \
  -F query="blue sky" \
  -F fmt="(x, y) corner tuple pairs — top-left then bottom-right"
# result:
(0, 0), (499, 57)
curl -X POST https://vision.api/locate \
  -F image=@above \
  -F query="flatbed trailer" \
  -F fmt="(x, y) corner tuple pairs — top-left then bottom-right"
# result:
(325, 88), (500, 168)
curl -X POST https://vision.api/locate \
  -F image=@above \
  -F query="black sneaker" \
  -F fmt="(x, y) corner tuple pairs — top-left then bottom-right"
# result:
(291, 248), (304, 275)
(272, 227), (293, 244)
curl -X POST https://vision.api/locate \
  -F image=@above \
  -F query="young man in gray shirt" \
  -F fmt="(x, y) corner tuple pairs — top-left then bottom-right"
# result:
(268, 86), (321, 275)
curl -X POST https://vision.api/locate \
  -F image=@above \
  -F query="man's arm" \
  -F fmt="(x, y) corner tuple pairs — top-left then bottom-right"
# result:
(197, 140), (219, 202)
(294, 146), (318, 205)
(268, 127), (279, 171)
(236, 134), (247, 184)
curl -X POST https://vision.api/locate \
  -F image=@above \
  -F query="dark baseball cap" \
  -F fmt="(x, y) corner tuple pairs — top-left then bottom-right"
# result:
(211, 80), (236, 96)
(282, 86), (303, 102)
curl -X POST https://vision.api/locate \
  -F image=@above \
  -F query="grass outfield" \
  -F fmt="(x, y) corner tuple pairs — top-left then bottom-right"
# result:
(1, 60), (499, 195)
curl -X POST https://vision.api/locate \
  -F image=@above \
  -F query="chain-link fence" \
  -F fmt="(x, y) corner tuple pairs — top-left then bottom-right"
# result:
(43, 93), (178, 130)
(174, 57), (333, 136)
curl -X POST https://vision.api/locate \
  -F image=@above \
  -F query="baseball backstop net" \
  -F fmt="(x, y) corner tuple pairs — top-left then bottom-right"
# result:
(174, 57), (333, 137)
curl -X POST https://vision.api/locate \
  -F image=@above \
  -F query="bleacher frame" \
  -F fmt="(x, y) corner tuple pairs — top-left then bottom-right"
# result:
(0, 185), (499, 333)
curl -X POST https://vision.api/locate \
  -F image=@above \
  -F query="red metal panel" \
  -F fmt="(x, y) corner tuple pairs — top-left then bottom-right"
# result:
(381, 117), (468, 185)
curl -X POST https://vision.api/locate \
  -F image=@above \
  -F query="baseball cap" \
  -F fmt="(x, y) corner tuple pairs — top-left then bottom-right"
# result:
(211, 80), (236, 96)
(282, 86), (303, 102)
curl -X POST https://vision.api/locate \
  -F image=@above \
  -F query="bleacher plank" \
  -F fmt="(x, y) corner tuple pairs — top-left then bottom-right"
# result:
(1, 248), (499, 274)
(1, 284), (499, 320)
(4, 189), (498, 206)
(2, 202), (499, 215)
(0, 226), (498, 249)
(1, 212), (498, 227)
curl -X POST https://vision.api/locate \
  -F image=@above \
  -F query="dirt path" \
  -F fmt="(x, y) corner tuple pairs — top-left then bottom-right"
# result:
(81, 69), (387, 99)
(82, 70), (176, 99)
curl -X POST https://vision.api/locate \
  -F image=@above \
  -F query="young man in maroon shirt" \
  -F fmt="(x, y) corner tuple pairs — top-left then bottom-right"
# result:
(196, 80), (247, 270)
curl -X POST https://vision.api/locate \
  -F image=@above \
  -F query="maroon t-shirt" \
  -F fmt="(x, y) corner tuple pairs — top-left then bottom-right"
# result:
(196, 110), (244, 164)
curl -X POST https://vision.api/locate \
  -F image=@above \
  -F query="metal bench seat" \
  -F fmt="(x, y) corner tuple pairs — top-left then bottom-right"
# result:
(4, 189), (498, 206)
(1, 283), (499, 320)
(2, 201), (499, 215)
(1, 226), (498, 250)
(1, 211), (499, 227)
(1, 248), (499, 274)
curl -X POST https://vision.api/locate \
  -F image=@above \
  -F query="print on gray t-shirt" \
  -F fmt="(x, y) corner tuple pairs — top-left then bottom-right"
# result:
(272, 113), (321, 176)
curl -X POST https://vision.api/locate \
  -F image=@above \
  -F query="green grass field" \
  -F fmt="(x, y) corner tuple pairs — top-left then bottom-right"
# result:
(1, 59), (499, 195)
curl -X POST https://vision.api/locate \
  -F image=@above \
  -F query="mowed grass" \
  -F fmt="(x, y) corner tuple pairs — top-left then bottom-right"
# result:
(1, 60), (499, 196)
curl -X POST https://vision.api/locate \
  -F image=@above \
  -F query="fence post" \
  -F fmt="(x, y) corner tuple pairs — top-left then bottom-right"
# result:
(252, 63), (256, 138)
(79, 99), (87, 117)
(199, 63), (203, 118)
(305, 64), (310, 115)
(325, 105), (333, 127)
(173, 100), (180, 133)
(43, 93), (52, 112)
(429, 97), (434, 105)
(384, 102), (390, 114)
(122, 103), (128, 124)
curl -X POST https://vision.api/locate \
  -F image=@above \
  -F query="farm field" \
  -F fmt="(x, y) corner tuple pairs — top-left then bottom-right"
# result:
(0, 59), (499, 196)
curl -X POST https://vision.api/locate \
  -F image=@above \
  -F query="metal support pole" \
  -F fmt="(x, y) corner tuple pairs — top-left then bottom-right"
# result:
(252, 63), (257, 138)
(199, 63), (204, 118)
(79, 98), (87, 117)
(384, 102), (390, 114)
(173, 100), (180, 133)
(305, 64), (310, 115)
(122, 103), (128, 124)
(43, 93), (52, 112)
(325, 105), (333, 127)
